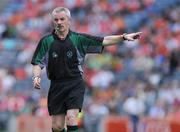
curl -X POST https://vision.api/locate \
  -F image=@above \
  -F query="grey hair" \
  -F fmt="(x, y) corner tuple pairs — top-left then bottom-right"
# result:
(51, 7), (71, 18)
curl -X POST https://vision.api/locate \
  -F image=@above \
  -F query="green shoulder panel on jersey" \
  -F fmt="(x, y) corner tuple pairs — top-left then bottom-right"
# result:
(79, 33), (103, 47)
(69, 31), (85, 55)
(31, 34), (54, 65)
(69, 31), (103, 55)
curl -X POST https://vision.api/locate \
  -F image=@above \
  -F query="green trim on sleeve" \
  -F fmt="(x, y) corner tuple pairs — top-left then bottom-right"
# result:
(80, 35), (103, 46)
(32, 35), (54, 65)
(69, 31), (104, 54)
(69, 32), (86, 56)
(78, 33), (104, 53)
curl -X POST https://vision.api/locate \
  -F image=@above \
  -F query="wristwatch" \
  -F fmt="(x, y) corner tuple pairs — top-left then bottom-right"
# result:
(122, 33), (127, 40)
(32, 76), (40, 80)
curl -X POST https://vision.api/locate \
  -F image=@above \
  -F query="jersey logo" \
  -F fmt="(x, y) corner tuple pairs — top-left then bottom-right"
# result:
(67, 50), (73, 58)
(52, 52), (58, 58)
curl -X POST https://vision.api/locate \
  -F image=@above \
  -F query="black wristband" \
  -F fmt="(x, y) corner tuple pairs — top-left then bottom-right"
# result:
(32, 76), (40, 80)
(122, 33), (127, 40)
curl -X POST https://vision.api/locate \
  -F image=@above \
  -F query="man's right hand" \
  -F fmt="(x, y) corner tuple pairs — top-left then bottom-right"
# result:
(33, 76), (41, 89)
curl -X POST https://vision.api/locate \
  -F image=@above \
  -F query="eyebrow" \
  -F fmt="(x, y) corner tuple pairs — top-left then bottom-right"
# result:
(54, 17), (66, 20)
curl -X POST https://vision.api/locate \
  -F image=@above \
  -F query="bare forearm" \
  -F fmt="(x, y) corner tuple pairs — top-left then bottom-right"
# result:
(102, 32), (142, 46)
(33, 65), (41, 77)
(102, 35), (124, 46)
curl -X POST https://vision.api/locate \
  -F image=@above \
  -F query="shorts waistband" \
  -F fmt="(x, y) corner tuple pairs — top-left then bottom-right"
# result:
(50, 75), (82, 82)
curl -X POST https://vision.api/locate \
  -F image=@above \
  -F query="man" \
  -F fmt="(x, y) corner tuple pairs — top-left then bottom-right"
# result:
(31, 7), (142, 132)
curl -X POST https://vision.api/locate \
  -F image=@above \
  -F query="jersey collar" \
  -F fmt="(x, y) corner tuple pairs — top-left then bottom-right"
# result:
(52, 29), (71, 41)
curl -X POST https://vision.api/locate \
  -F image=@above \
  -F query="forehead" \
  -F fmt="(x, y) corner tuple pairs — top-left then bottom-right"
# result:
(52, 11), (68, 19)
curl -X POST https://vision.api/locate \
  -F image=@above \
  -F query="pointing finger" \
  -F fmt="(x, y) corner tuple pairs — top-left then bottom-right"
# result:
(136, 32), (142, 35)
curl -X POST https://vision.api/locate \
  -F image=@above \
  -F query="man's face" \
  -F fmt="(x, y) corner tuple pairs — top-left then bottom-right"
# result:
(53, 12), (70, 32)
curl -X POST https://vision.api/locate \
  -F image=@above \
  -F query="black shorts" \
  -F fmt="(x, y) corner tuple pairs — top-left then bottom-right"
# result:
(47, 77), (85, 115)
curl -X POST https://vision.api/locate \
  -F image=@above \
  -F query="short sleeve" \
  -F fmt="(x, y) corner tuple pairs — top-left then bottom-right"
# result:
(79, 33), (104, 54)
(38, 56), (46, 69)
(31, 38), (48, 69)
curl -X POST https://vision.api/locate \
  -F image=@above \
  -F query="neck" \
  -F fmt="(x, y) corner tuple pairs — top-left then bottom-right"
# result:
(55, 29), (69, 40)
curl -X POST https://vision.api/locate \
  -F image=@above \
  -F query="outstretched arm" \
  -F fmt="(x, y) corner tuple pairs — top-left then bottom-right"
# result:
(102, 32), (142, 46)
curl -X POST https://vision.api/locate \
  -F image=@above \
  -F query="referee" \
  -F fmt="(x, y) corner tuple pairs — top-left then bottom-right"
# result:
(31, 7), (142, 132)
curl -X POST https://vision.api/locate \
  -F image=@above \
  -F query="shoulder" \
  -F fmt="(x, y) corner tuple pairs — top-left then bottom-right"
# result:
(71, 31), (100, 40)
(70, 31), (81, 37)
(69, 31), (93, 43)
(69, 31), (83, 41)
(41, 33), (53, 41)
(39, 33), (54, 44)
(70, 31), (88, 37)
(69, 31), (103, 42)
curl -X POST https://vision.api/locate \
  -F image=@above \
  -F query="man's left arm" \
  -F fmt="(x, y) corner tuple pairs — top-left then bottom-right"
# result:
(102, 32), (142, 46)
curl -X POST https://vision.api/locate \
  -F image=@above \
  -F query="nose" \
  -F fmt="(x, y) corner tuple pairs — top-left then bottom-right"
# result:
(57, 20), (62, 24)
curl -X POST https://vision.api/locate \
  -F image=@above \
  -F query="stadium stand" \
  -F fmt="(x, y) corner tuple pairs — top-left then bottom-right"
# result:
(0, 0), (179, 131)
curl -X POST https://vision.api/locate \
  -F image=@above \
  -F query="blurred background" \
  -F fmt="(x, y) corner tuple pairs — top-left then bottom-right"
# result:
(0, 0), (179, 132)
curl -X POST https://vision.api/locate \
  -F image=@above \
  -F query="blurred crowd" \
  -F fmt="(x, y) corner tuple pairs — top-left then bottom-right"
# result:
(0, 0), (179, 131)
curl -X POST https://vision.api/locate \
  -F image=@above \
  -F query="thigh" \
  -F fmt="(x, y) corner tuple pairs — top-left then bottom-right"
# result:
(65, 78), (85, 111)
(48, 81), (69, 115)
(52, 114), (66, 128)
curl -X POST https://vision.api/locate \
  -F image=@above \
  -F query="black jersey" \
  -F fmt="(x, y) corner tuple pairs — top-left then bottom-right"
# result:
(31, 30), (104, 80)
